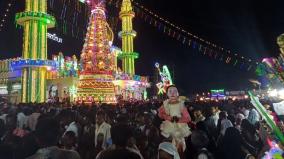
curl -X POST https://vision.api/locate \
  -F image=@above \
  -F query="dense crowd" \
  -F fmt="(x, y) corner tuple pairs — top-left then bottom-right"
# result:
(0, 97), (283, 159)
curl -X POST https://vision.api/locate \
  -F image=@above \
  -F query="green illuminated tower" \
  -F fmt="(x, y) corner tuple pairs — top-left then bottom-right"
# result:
(15, 0), (55, 103)
(119, 0), (139, 76)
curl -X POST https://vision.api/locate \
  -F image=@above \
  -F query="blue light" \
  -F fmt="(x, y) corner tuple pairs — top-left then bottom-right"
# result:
(11, 59), (57, 70)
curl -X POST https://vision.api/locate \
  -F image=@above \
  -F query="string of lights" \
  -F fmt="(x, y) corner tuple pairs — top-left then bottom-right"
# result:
(130, 0), (258, 65)
(47, 0), (258, 71)
(94, 0), (255, 71)
(0, 0), (14, 32)
(132, 0), (258, 64)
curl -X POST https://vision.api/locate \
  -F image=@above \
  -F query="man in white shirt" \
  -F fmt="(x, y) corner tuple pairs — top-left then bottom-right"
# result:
(27, 108), (41, 131)
(65, 121), (79, 137)
(27, 118), (80, 159)
(0, 113), (8, 124)
(61, 110), (79, 137)
(17, 109), (27, 129)
(95, 112), (111, 149)
(248, 108), (260, 125)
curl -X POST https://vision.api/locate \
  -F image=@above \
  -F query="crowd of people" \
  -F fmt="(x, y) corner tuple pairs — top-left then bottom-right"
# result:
(0, 90), (283, 159)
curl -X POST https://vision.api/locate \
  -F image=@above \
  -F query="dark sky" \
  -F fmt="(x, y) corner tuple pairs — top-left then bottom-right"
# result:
(0, 0), (284, 95)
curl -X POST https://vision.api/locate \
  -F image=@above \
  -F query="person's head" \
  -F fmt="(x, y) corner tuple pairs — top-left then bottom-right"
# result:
(96, 112), (105, 125)
(158, 142), (180, 159)
(62, 131), (76, 149)
(222, 127), (244, 159)
(127, 136), (136, 148)
(228, 98), (233, 104)
(136, 113), (145, 125)
(5, 114), (17, 130)
(136, 134), (148, 150)
(190, 130), (209, 150)
(166, 85), (179, 101)
(236, 113), (245, 125)
(35, 118), (60, 147)
(211, 106), (219, 114)
(116, 114), (128, 124)
(219, 111), (227, 120)
(111, 124), (132, 147)
(59, 110), (74, 126)
(196, 121), (209, 134)
(241, 119), (256, 140)
(223, 127), (242, 144)
(194, 110), (203, 118)
(144, 113), (153, 126)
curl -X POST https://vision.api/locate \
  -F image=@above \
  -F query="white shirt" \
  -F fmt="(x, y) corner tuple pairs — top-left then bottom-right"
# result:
(17, 112), (27, 129)
(64, 121), (79, 137)
(0, 114), (8, 124)
(220, 119), (233, 135)
(243, 109), (250, 118)
(95, 122), (111, 149)
(27, 113), (41, 131)
(248, 109), (260, 125)
(163, 99), (183, 118)
(212, 113), (219, 126)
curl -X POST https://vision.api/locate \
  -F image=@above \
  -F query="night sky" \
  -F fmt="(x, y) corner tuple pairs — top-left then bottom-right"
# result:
(0, 0), (284, 95)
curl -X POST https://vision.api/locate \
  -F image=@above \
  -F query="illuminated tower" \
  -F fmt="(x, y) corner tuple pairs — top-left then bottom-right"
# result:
(15, 0), (55, 103)
(119, 0), (139, 76)
(277, 33), (284, 55)
(77, 0), (116, 103)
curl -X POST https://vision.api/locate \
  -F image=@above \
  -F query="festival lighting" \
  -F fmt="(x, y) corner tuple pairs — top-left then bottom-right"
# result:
(10, 59), (57, 70)
(77, 0), (116, 103)
(15, 0), (55, 103)
(155, 63), (173, 95)
(118, 0), (139, 76)
(0, 1), (13, 32)
(249, 91), (284, 144)
(130, 0), (258, 69)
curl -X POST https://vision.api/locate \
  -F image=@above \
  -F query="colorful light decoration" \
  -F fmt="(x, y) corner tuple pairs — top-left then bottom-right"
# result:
(130, 0), (257, 67)
(15, 0), (55, 103)
(10, 59), (57, 70)
(118, 0), (139, 76)
(50, 53), (78, 78)
(256, 34), (284, 90)
(77, 0), (116, 104)
(262, 138), (284, 159)
(210, 89), (225, 98)
(249, 91), (284, 145)
(155, 62), (173, 95)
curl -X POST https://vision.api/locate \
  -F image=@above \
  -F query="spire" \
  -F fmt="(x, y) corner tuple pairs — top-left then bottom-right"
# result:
(121, 0), (133, 12)
(15, 0), (55, 103)
(119, 0), (139, 75)
(77, 0), (116, 104)
(80, 0), (114, 75)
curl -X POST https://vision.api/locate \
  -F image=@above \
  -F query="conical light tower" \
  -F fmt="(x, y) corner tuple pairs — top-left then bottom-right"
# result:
(77, 0), (116, 103)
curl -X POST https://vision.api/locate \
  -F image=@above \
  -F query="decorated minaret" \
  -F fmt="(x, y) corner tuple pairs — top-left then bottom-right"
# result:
(277, 33), (284, 55)
(15, 0), (56, 103)
(119, 0), (139, 76)
(77, 0), (116, 103)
